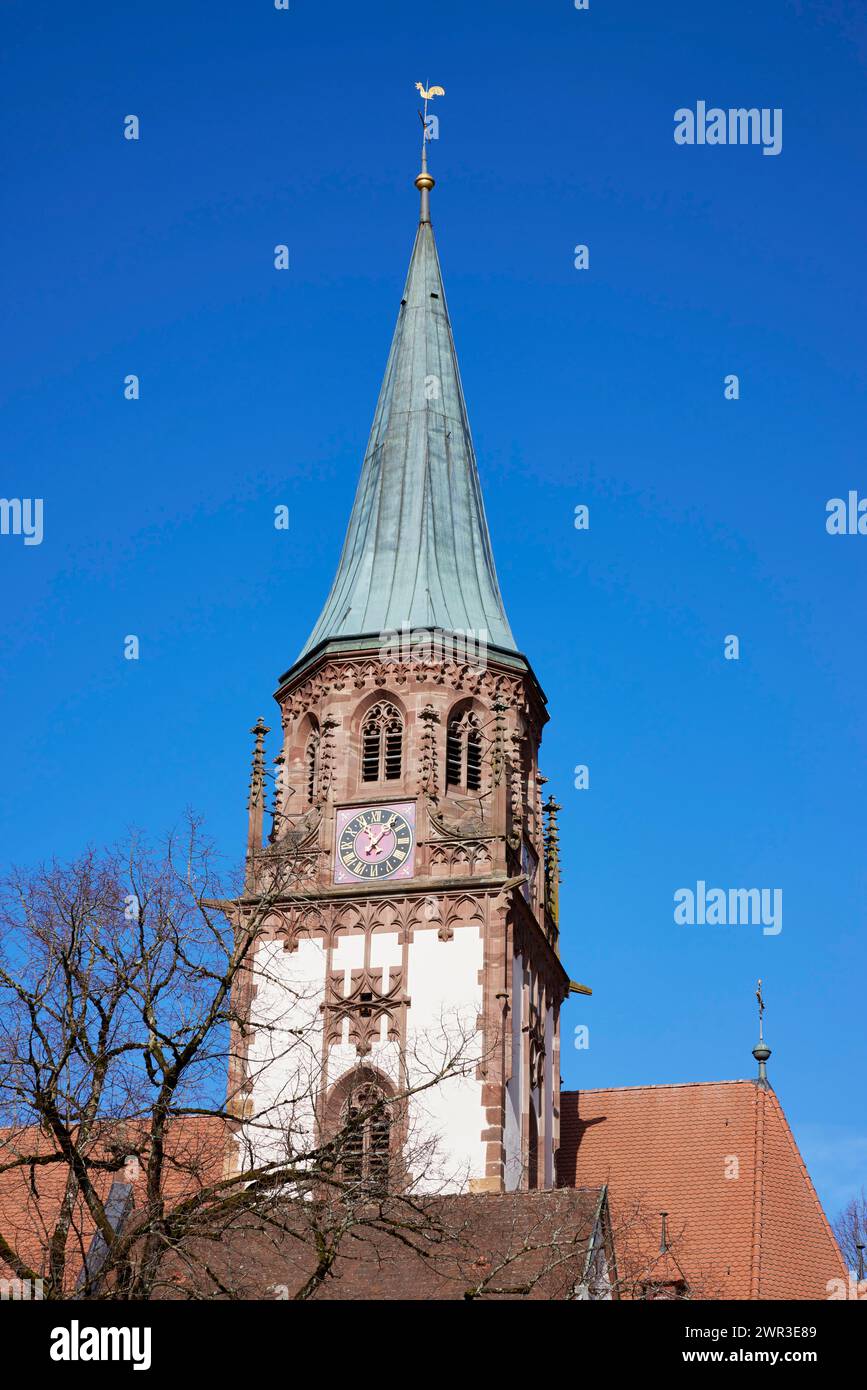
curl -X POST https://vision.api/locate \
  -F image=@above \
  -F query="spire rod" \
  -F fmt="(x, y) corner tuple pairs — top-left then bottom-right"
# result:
(414, 81), (445, 223)
(752, 978), (772, 1087)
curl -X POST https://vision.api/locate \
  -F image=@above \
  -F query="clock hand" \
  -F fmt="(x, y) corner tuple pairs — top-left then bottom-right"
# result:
(360, 815), (401, 858)
(361, 827), (385, 855)
(366, 820), (396, 854)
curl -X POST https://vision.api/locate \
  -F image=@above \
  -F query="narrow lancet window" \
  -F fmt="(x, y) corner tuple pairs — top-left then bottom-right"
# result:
(340, 1077), (391, 1188)
(446, 711), (483, 791)
(361, 703), (403, 783)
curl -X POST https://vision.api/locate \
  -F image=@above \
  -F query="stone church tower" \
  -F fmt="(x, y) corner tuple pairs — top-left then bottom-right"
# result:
(229, 148), (573, 1194)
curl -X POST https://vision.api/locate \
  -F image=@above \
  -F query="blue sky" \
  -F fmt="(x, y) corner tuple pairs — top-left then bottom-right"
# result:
(2, 1), (865, 1218)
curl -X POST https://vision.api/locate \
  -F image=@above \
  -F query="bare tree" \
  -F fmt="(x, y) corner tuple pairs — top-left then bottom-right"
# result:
(833, 1189), (867, 1277)
(0, 821), (721, 1304)
(600, 1197), (725, 1300)
(0, 821), (481, 1300)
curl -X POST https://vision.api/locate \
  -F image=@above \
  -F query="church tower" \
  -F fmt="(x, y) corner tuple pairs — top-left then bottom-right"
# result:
(230, 143), (571, 1195)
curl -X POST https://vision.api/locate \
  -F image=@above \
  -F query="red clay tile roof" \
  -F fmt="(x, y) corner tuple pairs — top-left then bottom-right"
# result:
(557, 1081), (846, 1300)
(2, 1083), (846, 1301)
(174, 1187), (609, 1301)
(0, 1118), (227, 1287)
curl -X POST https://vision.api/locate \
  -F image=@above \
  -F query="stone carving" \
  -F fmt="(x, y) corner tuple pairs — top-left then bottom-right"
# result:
(416, 892), (484, 943)
(318, 713), (339, 802)
(528, 1000), (546, 1091)
(428, 801), (489, 840)
(323, 966), (409, 1055)
(429, 838), (494, 877)
(490, 697), (507, 790)
(418, 703), (441, 802)
(508, 728), (526, 849)
(251, 850), (320, 898)
(274, 805), (322, 848)
(281, 658), (526, 722)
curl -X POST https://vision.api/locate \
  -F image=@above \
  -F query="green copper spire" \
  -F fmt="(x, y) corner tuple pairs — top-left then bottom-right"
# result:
(296, 155), (518, 663)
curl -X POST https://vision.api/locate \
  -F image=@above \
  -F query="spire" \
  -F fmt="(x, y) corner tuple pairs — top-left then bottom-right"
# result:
(295, 136), (518, 667)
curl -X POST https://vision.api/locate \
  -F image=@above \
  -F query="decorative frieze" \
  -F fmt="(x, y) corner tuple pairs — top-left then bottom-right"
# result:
(281, 657), (527, 723)
(428, 838), (494, 877)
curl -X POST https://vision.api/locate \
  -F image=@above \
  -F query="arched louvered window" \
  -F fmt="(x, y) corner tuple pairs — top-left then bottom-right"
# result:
(361, 703), (403, 783)
(305, 730), (320, 805)
(446, 711), (483, 791)
(340, 1077), (391, 1188)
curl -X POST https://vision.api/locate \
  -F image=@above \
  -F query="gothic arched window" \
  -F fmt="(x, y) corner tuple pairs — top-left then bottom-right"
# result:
(446, 711), (483, 791)
(361, 702), (403, 783)
(339, 1076), (391, 1188)
(305, 730), (320, 804)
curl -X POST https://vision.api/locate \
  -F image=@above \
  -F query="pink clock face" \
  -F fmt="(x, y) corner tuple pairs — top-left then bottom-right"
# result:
(334, 803), (416, 884)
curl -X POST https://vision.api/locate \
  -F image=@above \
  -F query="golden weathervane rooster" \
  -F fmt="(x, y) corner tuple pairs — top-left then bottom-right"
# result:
(415, 82), (445, 102)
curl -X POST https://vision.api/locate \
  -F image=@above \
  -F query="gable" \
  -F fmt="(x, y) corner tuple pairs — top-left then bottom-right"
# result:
(558, 1081), (846, 1300)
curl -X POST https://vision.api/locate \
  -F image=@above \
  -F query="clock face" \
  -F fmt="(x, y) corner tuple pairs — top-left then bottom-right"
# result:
(334, 803), (416, 884)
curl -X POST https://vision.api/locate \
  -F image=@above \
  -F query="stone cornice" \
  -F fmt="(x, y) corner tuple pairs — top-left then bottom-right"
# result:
(274, 636), (549, 727)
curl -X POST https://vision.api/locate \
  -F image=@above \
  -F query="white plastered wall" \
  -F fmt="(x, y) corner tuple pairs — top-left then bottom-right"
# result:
(544, 1002), (555, 1188)
(242, 923), (485, 1191)
(404, 924), (485, 1191)
(503, 950), (524, 1191)
(241, 936), (326, 1167)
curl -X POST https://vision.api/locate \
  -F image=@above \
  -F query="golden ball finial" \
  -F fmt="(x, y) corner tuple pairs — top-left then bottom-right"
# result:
(415, 170), (435, 192)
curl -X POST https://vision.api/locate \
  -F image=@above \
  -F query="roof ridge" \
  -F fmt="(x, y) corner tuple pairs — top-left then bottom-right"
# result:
(748, 1082), (767, 1298)
(562, 1079), (757, 1097)
(763, 1088), (848, 1281)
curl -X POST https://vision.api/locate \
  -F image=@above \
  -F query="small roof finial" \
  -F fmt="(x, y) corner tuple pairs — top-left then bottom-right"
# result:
(414, 81), (444, 223)
(752, 978), (772, 1087)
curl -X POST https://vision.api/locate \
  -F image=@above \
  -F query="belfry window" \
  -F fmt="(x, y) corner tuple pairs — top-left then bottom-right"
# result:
(340, 1078), (391, 1187)
(305, 730), (320, 804)
(361, 703), (403, 783)
(446, 711), (483, 791)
